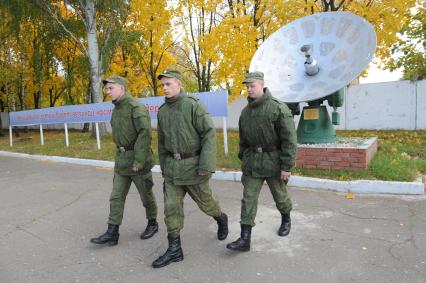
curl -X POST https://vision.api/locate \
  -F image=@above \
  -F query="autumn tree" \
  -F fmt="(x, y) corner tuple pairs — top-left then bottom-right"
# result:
(55, 37), (89, 105)
(175, 0), (229, 92)
(199, 0), (306, 100)
(0, 5), (16, 134)
(26, 16), (61, 109)
(123, 0), (177, 97)
(1, 0), (36, 112)
(386, 1), (426, 81)
(174, 0), (310, 99)
(1, 0), (80, 114)
(0, 5), (14, 115)
(32, 0), (129, 135)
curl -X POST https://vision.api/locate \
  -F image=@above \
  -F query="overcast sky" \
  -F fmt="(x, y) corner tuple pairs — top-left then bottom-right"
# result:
(359, 61), (403, 84)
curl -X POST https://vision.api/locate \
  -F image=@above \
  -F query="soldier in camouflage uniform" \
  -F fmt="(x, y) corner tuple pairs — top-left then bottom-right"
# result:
(151, 69), (228, 268)
(90, 76), (158, 246)
(227, 72), (297, 252)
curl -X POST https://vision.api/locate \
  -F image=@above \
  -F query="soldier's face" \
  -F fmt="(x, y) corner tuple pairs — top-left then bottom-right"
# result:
(245, 80), (264, 98)
(105, 83), (125, 101)
(161, 77), (181, 98)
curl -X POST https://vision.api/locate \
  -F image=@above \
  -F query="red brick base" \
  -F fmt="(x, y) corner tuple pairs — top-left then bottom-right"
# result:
(296, 138), (378, 170)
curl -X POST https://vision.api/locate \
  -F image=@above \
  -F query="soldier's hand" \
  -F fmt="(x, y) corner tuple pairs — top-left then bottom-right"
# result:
(281, 171), (291, 184)
(198, 169), (208, 176)
(132, 165), (140, 172)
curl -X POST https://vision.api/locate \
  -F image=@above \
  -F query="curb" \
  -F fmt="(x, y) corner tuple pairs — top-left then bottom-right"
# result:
(1, 151), (424, 195)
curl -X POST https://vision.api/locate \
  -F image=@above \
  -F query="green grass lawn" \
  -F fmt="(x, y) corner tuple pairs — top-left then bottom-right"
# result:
(0, 129), (424, 182)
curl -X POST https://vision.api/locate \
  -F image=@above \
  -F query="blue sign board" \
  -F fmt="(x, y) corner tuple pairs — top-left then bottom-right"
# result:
(9, 91), (228, 126)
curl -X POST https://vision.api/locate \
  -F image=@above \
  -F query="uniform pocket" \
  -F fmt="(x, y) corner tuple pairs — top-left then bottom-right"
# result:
(257, 151), (280, 176)
(115, 150), (135, 169)
(179, 156), (199, 180)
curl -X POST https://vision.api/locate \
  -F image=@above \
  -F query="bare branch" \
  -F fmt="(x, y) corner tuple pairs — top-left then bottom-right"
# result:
(100, 20), (115, 55)
(175, 45), (197, 75)
(336, 0), (346, 10)
(153, 37), (179, 73)
(321, 0), (330, 11)
(63, 0), (86, 25)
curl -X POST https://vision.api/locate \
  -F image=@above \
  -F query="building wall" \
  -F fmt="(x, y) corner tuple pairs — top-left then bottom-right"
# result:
(225, 79), (425, 130)
(345, 81), (417, 130)
(416, 80), (426, 130)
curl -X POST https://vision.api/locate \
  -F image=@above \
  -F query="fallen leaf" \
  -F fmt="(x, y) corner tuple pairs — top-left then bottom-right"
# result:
(346, 192), (354, 199)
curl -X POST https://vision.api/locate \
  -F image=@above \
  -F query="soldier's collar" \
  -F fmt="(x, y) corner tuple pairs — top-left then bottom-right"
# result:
(112, 92), (131, 106)
(165, 90), (185, 104)
(248, 88), (271, 108)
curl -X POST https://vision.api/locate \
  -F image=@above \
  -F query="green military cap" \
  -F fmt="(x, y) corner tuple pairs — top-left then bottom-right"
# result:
(102, 76), (128, 88)
(157, 69), (181, 80)
(242, 71), (264, 84)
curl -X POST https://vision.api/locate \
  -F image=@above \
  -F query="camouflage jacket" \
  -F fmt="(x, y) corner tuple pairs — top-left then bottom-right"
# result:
(158, 90), (216, 185)
(111, 93), (154, 175)
(239, 88), (297, 177)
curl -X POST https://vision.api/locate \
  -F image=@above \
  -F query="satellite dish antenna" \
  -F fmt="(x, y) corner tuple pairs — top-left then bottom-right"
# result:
(249, 12), (377, 143)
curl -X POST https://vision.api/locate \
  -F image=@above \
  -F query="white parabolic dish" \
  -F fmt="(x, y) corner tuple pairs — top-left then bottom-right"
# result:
(249, 12), (377, 103)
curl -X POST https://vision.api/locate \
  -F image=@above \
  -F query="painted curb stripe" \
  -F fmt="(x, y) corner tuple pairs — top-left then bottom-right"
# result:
(0, 151), (423, 195)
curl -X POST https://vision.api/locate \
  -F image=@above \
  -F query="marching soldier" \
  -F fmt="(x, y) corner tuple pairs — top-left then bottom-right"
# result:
(227, 71), (297, 252)
(152, 69), (228, 268)
(90, 76), (158, 246)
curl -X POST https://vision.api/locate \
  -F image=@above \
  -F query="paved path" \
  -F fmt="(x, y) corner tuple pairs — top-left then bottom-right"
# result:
(1, 156), (425, 282)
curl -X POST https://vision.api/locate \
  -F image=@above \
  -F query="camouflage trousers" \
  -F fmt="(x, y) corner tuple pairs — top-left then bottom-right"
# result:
(108, 172), (157, 225)
(163, 180), (222, 237)
(240, 174), (292, 227)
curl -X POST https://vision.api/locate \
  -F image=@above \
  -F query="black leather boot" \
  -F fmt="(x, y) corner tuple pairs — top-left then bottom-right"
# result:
(213, 213), (229, 240)
(90, 224), (119, 245)
(278, 213), (291, 237)
(152, 235), (184, 268)
(140, 219), (159, 240)
(226, 224), (251, 252)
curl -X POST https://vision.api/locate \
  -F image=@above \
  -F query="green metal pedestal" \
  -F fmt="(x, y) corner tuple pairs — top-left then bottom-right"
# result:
(297, 105), (336, 144)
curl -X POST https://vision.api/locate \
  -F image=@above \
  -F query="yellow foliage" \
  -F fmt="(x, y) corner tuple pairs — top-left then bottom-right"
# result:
(106, 47), (159, 97)
(2, 0), (417, 110)
(205, 14), (258, 101)
(338, 0), (416, 66)
(119, 0), (176, 96)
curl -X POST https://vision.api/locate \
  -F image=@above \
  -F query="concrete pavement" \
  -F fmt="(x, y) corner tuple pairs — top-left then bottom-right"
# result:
(1, 156), (425, 282)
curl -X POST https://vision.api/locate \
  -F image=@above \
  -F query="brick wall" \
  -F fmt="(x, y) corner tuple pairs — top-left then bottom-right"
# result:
(296, 139), (378, 170)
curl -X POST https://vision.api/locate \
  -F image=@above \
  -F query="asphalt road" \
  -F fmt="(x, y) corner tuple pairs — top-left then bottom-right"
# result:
(1, 156), (425, 283)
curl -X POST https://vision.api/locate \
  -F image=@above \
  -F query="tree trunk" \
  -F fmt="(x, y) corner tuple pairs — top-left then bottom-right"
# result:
(149, 30), (158, 97)
(9, 87), (19, 138)
(18, 35), (26, 111)
(19, 82), (25, 110)
(0, 95), (4, 136)
(84, 0), (107, 137)
(85, 1), (101, 104)
(49, 88), (54, 107)
(0, 114), (3, 136)
(18, 83), (25, 111)
(0, 97), (3, 136)
(82, 81), (91, 133)
(33, 91), (41, 109)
